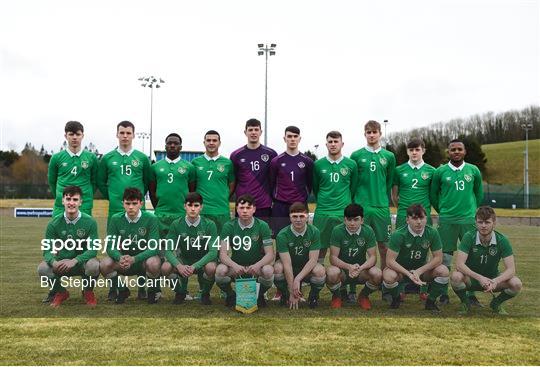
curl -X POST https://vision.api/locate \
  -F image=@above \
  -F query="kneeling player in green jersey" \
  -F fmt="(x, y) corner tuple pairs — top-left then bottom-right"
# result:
(274, 202), (326, 309)
(38, 185), (100, 307)
(326, 204), (381, 310)
(216, 194), (275, 308)
(383, 204), (449, 312)
(162, 192), (218, 305)
(450, 206), (522, 315)
(430, 139), (484, 306)
(100, 188), (162, 304)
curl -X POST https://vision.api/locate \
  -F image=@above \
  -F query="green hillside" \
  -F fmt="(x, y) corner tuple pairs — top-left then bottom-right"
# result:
(483, 139), (539, 185)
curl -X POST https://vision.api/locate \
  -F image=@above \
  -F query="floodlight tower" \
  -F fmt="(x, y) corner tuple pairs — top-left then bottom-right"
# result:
(257, 43), (277, 146)
(521, 121), (533, 209)
(138, 76), (165, 160)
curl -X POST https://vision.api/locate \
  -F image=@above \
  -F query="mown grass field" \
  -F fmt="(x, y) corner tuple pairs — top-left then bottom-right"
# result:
(483, 139), (540, 185)
(0, 216), (539, 365)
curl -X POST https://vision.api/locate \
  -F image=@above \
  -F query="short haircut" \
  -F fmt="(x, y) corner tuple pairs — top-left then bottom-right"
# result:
(406, 204), (426, 218)
(407, 137), (425, 149)
(326, 130), (342, 140)
(185, 191), (203, 204)
(65, 121), (84, 134)
(123, 187), (143, 202)
(364, 120), (381, 132)
(204, 130), (220, 140)
(476, 206), (496, 221)
(117, 120), (135, 132)
(289, 202), (308, 214)
(344, 203), (363, 219)
(448, 138), (464, 147)
(63, 185), (82, 198)
(166, 133), (182, 144)
(245, 118), (261, 130)
(236, 194), (255, 206)
(285, 125), (300, 135)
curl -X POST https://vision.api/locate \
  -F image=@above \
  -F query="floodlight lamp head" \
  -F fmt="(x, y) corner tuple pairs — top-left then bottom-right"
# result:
(258, 43), (264, 48)
(258, 51), (264, 55)
(269, 51), (275, 56)
(270, 43), (276, 48)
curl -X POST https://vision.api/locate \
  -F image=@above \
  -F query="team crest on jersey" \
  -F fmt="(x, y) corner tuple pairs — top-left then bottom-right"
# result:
(178, 167), (186, 174)
(421, 172), (429, 180)
(197, 231), (205, 237)
(61, 230), (67, 236)
(81, 161), (88, 169)
(489, 247), (497, 256)
(217, 164), (225, 172)
(119, 229), (125, 235)
(357, 238), (365, 246)
(421, 241), (430, 249)
(379, 157), (387, 166)
(132, 160), (140, 167)
(138, 227), (146, 236)
(464, 174), (472, 182)
(76, 229), (86, 237)
(303, 240), (311, 248)
(261, 154), (269, 162)
(298, 161), (305, 169)
(405, 243), (412, 248)
(340, 168), (348, 176)
(62, 162), (68, 167)
(251, 234), (259, 242)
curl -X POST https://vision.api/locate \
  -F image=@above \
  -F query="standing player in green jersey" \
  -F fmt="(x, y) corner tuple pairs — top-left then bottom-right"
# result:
(97, 121), (152, 218)
(314, 132), (359, 303)
(162, 192), (218, 305)
(191, 130), (235, 233)
(451, 206), (522, 315)
(97, 120), (152, 301)
(100, 188), (162, 304)
(149, 133), (196, 236)
(216, 194), (274, 308)
(391, 138), (436, 229)
(38, 186), (100, 307)
(383, 204), (449, 312)
(351, 120), (396, 271)
(325, 204), (381, 310)
(430, 139), (484, 306)
(274, 202), (326, 309)
(48, 121), (98, 217)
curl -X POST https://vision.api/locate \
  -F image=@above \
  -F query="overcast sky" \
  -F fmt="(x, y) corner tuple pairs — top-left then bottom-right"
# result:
(1, 0), (538, 158)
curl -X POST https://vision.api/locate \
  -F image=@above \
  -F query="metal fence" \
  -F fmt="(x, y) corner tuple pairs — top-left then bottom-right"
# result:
(1, 183), (539, 209)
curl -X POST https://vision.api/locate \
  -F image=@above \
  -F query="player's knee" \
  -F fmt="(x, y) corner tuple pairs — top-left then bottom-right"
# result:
(145, 256), (161, 274)
(382, 268), (397, 283)
(161, 261), (173, 276)
(215, 264), (229, 277)
(261, 264), (274, 279)
(37, 261), (53, 278)
(84, 258), (100, 277)
(326, 266), (341, 282)
(369, 266), (383, 282)
(450, 270), (464, 284)
(509, 276), (522, 292)
(204, 262), (217, 277)
(273, 261), (283, 274)
(433, 264), (449, 277)
(312, 264), (326, 278)
(100, 257), (114, 275)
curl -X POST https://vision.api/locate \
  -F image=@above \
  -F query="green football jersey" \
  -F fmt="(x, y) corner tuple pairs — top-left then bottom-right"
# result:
(150, 157), (196, 217)
(330, 223), (376, 265)
(393, 161), (435, 218)
(106, 210), (159, 264)
(430, 162), (483, 224)
(350, 147), (396, 208)
(388, 225), (442, 270)
(191, 155), (235, 216)
(313, 156), (358, 216)
(276, 224), (321, 270)
(43, 212), (98, 266)
(221, 218), (273, 266)
(165, 216), (218, 269)
(48, 149), (98, 215)
(458, 230), (513, 279)
(97, 148), (151, 217)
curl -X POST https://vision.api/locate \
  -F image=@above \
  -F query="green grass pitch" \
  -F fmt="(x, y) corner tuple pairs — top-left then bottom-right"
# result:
(0, 217), (539, 365)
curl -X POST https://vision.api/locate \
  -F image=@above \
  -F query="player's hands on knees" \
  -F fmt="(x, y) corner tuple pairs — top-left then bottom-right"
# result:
(483, 278), (497, 292)
(56, 259), (77, 273)
(292, 279), (302, 298)
(177, 264), (190, 277)
(289, 293), (299, 310)
(119, 255), (134, 270)
(349, 263), (361, 278)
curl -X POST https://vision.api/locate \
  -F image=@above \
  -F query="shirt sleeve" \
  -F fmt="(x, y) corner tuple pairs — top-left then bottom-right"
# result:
(164, 223), (182, 267)
(75, 219), (99, 264)
(47, 154), (58, 197)
(260, 221), (273, 246)
(106, 216), (122, 261)
(305, 157), (314, 195)
(386, 152), (396, 194)
(97, 155), (109, 199)
(500, 235), (513, 258)
(430, 227), (442, 252)
(142, 155), (152, 196)
(276, 232), (288, 253)
(188, 162), (196, 184)
(43, 221), (57, 266)
(133, 216), (159, 264)
(310, 226), (322, 251)
(429, 168), (441, 213)
(349, 160), (358, 199)
(192, 220), (219, 269)
(329, 226), (341, 248)
(387, 232), (402, 253)
(90, 154), (99, 191)
(365, 226), (377, 249)
(457, 231), (474, 254)
(312, 162), (320, 199)
(474, 166), (484, 207)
